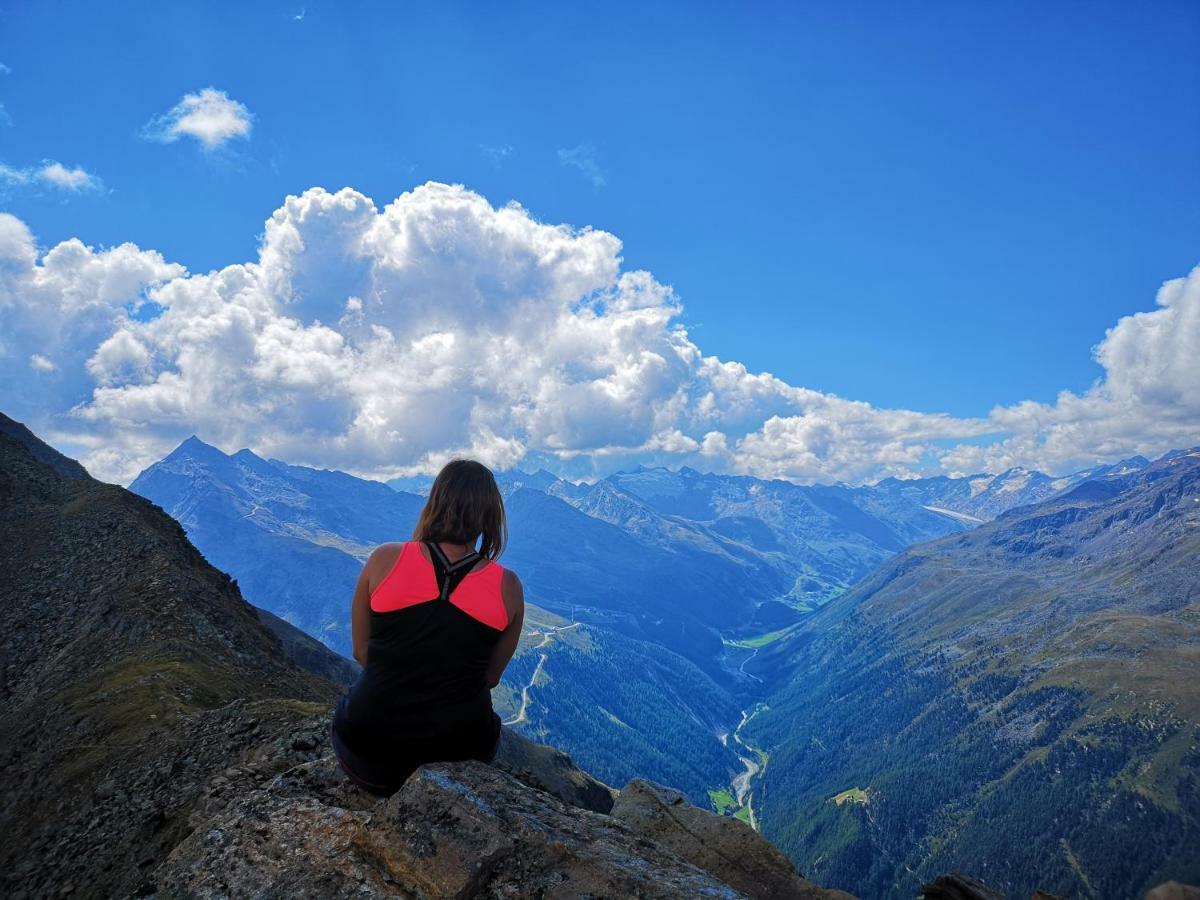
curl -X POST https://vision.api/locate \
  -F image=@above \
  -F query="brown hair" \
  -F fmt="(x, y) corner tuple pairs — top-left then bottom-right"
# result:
(411, 459), (507, 560)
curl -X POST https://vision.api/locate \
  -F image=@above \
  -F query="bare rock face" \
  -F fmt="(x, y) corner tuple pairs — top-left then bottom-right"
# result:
(1145, 884), (1200, 900)
(156, 754), (747, 898)
(611, 779), (852, 900)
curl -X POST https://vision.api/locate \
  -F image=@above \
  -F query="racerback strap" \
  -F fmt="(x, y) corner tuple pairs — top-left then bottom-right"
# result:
(425, 541), (482, 602)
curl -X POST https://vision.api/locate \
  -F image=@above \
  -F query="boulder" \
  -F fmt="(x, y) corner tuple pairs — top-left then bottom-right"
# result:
(156, 756), (745, 898)
(610, 778), (853, 900)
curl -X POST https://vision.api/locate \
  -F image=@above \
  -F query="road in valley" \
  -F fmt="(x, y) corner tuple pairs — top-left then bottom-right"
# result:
(502, 622), (580, 727)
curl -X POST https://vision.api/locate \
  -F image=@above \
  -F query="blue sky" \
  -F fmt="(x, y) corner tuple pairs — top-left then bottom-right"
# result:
(1, 2), (1198, 484)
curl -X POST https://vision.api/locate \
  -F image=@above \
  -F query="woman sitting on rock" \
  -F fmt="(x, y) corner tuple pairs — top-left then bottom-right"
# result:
(330, 459), (525, 795)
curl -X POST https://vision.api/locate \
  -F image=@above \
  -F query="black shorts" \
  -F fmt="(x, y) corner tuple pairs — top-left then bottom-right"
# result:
(329, 696), (502, 797)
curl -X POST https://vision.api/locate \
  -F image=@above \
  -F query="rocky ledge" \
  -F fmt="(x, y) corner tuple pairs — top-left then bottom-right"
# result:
(153, 717), (846, 899)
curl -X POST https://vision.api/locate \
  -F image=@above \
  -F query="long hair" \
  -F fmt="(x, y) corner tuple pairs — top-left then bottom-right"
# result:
(411, 459), (507, 560)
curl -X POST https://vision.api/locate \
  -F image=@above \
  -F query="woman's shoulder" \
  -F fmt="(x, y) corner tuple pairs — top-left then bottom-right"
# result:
(500, 566), (524, 597)
(366, 541), (409, 571)
(370, 541), (410, 559)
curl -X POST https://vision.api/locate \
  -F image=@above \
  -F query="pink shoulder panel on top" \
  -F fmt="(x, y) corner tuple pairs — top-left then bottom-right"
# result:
(370, 542), (508, 631)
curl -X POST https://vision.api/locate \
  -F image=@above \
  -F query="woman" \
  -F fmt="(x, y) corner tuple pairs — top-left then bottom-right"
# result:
(329, 459), (525, 795)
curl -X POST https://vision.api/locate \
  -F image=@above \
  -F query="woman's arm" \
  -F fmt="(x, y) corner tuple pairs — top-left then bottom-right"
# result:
(350, 555), (374, 667)
(352, 544), (402, 667)
(485, 569), (525, 689)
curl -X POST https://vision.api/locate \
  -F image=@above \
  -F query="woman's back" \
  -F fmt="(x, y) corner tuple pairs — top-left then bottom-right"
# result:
(331, 539), (522, 793)
(329, 458), (524, 795)
(344, 541), (507, 739)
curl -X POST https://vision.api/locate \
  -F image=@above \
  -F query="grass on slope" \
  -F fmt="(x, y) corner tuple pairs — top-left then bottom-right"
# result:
(725, 623), (801, 649)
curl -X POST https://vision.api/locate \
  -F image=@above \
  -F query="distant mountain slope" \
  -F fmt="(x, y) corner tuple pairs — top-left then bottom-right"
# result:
(748, 451), (1200, 898)
(130, 437), (427, 655)
(591, 465), (969, 608)
(492, 603), (744, 805)
(0, 417), (345, 898)
(869, 455), (1151, 522)
(254, 606), (360, 687)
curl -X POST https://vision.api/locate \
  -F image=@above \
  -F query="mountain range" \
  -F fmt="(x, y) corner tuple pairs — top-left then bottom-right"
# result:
(868, 455), (1152, 523)
(126, 435), (1188, 840)
(127, 435), (979, 809)
(4, 409), (1196, 897)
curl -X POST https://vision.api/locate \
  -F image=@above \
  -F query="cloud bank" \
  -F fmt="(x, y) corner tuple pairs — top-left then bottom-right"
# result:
(0, 182), (1196, 485)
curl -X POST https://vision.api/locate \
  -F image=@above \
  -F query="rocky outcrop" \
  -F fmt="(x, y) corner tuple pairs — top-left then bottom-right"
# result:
(612, 779), (852, 900)
(156, 716), (844, 899)
(1145, 885), (1200, 900)
(161, 756), (725, 898)
(0, 421), (340, 900)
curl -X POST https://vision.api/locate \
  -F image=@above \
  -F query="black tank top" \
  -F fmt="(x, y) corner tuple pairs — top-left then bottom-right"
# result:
(331, 542), (504, 779)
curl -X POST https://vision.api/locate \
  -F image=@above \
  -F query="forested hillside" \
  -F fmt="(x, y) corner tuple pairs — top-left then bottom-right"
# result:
(749, 451), (1200, 898)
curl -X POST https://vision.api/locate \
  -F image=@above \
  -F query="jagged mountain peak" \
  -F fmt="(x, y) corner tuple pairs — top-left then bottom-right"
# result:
(169, 432), (226, 457)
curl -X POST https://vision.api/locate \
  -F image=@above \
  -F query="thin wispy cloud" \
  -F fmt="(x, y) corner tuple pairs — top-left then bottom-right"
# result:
(0, 160), (103, 193)
(558, 143), (606, 188)
(142, 88), (253, 150)
(0, 61), (11, 127)
(480, 144), (513, 167)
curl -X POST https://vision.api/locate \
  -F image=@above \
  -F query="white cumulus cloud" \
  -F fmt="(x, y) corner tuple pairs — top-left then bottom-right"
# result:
(0, 183), (1196, 486)
(940, 266), (1200, 476)
(143, 88), (252, 150)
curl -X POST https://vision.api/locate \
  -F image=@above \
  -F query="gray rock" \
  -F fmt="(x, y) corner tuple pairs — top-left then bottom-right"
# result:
(1145, 884), (1200, 900)
(156, 756), (748, 898)
(611, 778), (852, 900)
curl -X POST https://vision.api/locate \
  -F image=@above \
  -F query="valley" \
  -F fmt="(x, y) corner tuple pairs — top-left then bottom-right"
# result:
(748, 451), (1200, 898)
(729, 704), (770, 830)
